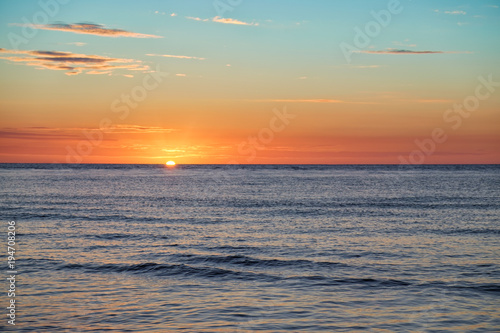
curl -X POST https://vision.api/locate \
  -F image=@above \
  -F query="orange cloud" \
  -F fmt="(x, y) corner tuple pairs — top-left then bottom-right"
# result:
(212, 16), (258, 26)
(251, 99), (378, 104)
(12, 23), (162, 38)
(0, 127), (79, 140)
(0, 125), (177, 141)
(267, 99), (343, 103)
(415, 99), (454, 103)
(108, 125), (177, 134)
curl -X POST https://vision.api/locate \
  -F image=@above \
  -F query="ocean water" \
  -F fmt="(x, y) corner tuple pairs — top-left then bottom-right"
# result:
(1, 164), (499, 332)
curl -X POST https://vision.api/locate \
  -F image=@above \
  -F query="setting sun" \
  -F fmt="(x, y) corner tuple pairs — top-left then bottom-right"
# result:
(166, 161), (176, 166)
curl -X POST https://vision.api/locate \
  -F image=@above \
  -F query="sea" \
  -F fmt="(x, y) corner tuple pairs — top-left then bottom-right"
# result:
(0, 164), (499, 332)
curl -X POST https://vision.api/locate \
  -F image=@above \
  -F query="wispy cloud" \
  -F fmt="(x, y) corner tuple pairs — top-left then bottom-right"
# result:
(186, 16), (258, 26)
(393, 40), (417, 48)
(146, 53), (205, 60)
(444, 10), (467, 15)
(0, 48), (148, 76)
(0, 125), (177, 141)
(186, 16), (209, 22)
(67, 42), (86, 46)
(264, 99), (343, 103)
(415, 99), (454, 103)
(0, 127), (79, 140)
(154, 11), (177, 17)
(434, 9), (467, 15)
(11, 23), (162, 38)
(212, 16), (258, 26)
(355, 91), (456, 104)
(107, 125), (177, 134)
(356, 49), (471, 54)
(251, 96), (448, 105)
(252, 99), (377, 104)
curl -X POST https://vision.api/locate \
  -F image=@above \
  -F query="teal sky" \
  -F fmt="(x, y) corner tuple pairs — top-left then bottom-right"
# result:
(1, 0), (499, 86)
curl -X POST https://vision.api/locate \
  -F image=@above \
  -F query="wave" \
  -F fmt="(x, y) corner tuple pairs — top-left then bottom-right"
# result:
(59, 262), (280, 282)
(287, 275), (412, 288)
(92, 233), (143, 240)
(18, 257), (500, 294)
(426, 227), (500, 235)
(173, 253), (349, 270)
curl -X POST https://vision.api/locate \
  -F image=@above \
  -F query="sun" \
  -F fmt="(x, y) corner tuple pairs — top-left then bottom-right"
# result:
(166, 161), (176, 166)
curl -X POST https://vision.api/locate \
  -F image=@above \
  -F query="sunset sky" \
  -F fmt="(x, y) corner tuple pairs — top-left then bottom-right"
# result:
(0, 0), (499, 164)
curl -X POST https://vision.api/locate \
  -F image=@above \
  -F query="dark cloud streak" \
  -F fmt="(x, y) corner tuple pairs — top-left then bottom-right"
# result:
(358, 49), (471, 54)
(0, 48), (147, 75)
(12, 22), (162, 38)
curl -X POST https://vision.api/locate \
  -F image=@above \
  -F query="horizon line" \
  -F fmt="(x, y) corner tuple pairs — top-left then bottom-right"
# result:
(0, 163), (499, 166)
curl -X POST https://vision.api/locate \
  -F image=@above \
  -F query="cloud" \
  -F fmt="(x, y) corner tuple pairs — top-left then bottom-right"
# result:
(415, 99), (454, 103)
(186, 16), (209, 22)
(251, 99), (377, 104)
(146, 53), (205, 60)
(212, 16), (258, 26)
(435, 9), (468, 15)
(175, 73), (186, 77)
(393, 40), (417, 48)
(353, 91), (456, 104)
(107, 125), (177, 134)
(12, 23), (162, 38)
(0, 48), (149, 75)
(67, 42), (86, 46)
(356, 49), (471, 54)
(266, 99), (343, 103)
(360, 49), (442, 54)
(0, 128), (79, 140)
(250, 98), (380, 105)
(0, 125), (177, 141)
(444, 10), (466, 15)
(154, 11), (176, 17)
(186, 16), (258, 26)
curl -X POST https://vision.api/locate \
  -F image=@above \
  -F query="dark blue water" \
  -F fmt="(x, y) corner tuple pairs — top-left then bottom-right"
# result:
(1, 164), (499, 332)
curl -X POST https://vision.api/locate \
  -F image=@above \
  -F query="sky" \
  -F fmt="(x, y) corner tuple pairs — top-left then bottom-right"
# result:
(0, 0), (499, 164)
